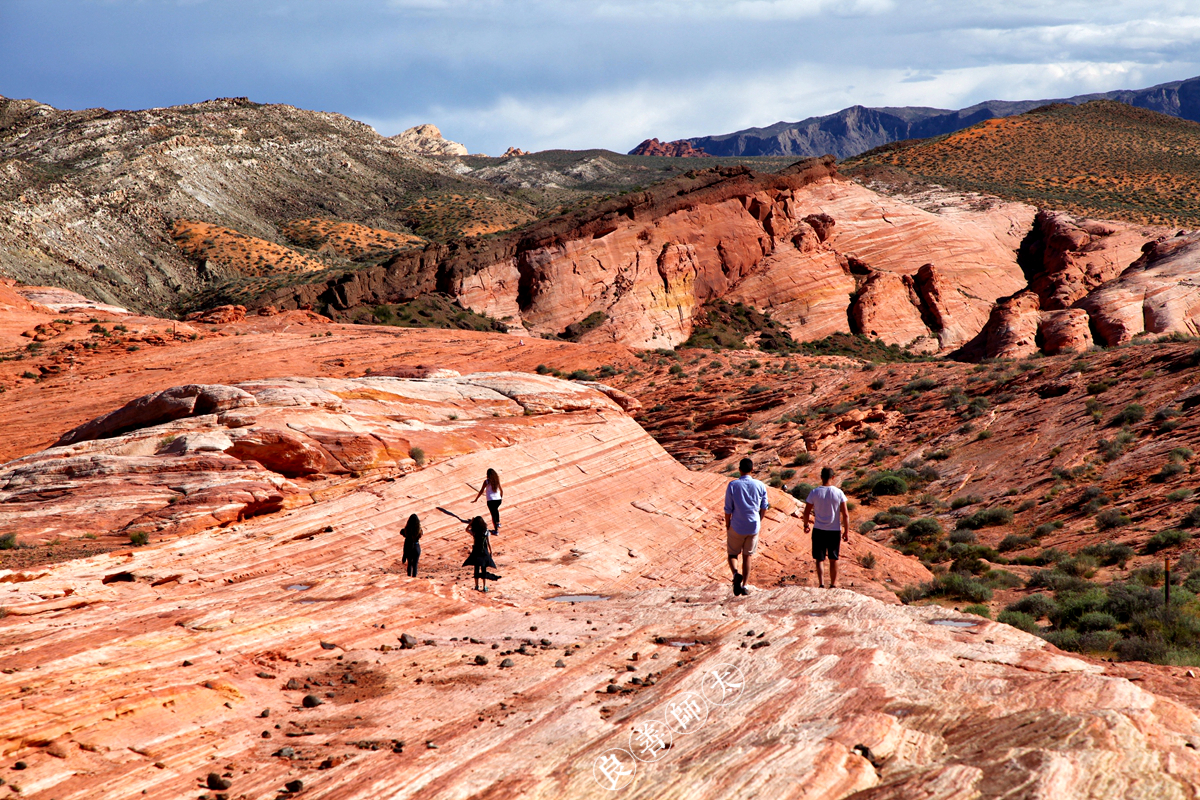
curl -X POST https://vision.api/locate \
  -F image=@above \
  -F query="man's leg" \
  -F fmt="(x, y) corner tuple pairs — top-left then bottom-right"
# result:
(728, 553), (740, 579)
(815, 558), (825, 587)
(828, 557), (838, 588)
(741, 551), (751, 588)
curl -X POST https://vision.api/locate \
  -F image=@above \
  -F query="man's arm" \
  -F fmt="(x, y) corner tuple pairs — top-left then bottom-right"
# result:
(840, 499), (850, 542)
(801, 503), (812, 532)
(724, 484), (733, 531)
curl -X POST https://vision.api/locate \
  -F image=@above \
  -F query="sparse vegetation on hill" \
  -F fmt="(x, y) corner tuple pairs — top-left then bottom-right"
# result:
(348, 294), (508, 333)
(846, 100), (1200, 227)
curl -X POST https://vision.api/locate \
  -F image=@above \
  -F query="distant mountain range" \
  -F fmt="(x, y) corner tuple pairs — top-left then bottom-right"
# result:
(656, 76), (1200, 159)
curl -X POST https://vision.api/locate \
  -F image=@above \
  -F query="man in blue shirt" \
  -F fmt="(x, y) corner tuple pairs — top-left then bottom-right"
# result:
(724, 457), (769, 596)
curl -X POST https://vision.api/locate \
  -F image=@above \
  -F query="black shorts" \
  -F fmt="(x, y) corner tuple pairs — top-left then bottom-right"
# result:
(812, 528), (841, 561)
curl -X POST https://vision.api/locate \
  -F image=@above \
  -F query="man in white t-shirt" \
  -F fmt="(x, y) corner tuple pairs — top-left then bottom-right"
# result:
(802, 466), (850, 589)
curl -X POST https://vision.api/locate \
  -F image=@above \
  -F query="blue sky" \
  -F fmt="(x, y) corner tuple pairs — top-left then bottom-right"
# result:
(2, 0), (1199, 155)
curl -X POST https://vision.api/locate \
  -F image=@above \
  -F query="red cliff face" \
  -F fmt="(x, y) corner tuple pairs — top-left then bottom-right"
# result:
(628, 137), (710, 157)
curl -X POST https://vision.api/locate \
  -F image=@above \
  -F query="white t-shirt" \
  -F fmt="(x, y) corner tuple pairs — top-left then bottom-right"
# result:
(806, 485), (847, 530)
(485, 484), (501, 502)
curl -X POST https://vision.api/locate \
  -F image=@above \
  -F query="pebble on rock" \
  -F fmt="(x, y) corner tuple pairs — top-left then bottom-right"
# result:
(206, 772), (232, 790)
(475, 655), (489, 665)
(302, 694), (323, 708)
(500, 658), (514, 668)
(285, 779), (304, 793)
(554, 660), (566, 668)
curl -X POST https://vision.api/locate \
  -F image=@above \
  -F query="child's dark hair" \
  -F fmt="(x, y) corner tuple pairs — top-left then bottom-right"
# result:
(404, 513), (420, 537)
(470, 516), (488, 536)
(820, 466), (835, 482)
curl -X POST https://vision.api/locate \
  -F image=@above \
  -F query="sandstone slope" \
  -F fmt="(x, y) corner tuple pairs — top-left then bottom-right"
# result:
(3, 369), (1199, 798)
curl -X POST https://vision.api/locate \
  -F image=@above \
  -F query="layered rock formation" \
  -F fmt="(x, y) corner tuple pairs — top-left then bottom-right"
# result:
(259, 160), (1039, 352)
(628, 138), (710, 157)
(3, 364), (1200, 797)
(977, 211), (1198, 358)
(391, 124), (469, 157)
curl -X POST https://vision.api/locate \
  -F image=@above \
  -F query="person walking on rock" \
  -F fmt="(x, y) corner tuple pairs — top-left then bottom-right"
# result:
(724, 457), (769, 596)
(462, 515), (497, 592)
(803, 467), (850, 589)
(401, 513), (422, 578)
(473, 468), (504, 535)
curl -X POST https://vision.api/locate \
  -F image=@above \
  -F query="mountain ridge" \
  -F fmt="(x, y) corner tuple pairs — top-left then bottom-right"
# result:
(678, 75), (1200, 158)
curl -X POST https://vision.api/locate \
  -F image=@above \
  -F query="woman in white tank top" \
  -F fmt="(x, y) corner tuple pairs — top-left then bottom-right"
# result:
(473, 468), (504, 535)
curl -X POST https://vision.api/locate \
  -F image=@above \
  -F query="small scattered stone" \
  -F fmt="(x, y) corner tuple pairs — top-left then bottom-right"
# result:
(262, 731), (271, 738)
(529, 626), (538, 631)
(631, 652), (639, 661)
(399, 633), (417, 649)
(626, 665), (636, 672)
(285, 779), (304, 793)
(751, 640), (770, 650)
(554, 660), (566, 668)
(491, 643), (499, 649)
(256, 671), (276, 679)
(605, 684), (619, 694)
(746, 630), (755, 636)
(285, 678), (303, 690)
(500, 658), (514, 668)
(154, 762), (165, 769)
(206, 773), (232, 790)
(260, 709), (271, 718)
(13, 762), (27, 770)
(1188, 669), (1196, 678)
(182, 660), (193, 667)
(319, 642), (337, 651)
(275, 747), (296, 759)
(651, 653), (659, 659)
(475, 655), (489, 666)
(540, 638), (551, 646)
(302, 694), (323, 708)
(426, 741), (437, 749)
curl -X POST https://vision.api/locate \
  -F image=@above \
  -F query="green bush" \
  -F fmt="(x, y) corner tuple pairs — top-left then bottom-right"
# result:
(1076, 611), (1118, 632)
(1078, 630), (1121, 652)
(951, 495), (982, 510)
(1080, 542), (1135, 567)
(1111, 403), (1145, 426)
(789, 453), (814, 466)
(129, 531), (150, 547)
(409, 447), (427, 467)
(872, 475), (908, 496)
(922, 572), (993, 602)
(998, 534), (1034, 552)
(1007, 593), (1057, 620)
(904, 377), (938, 393)
(1095, 509), (1132, 530)
(1143, 528), (1192, 554)
(997, 610), (1040, 633)
(949, 529), (977, 544)
(963, 604), (992, 619)
(858, 520), (877, 534)
(568, 369), (596, 381)
(790, 482), (815, 500)
(901, 517), (944, 543)
(1042, 629), (1082, 652)
(1183, 505), (1200, 528)
(1026, 570), (1091, 594)
(0, 532), (16, 550)
(956, 507), (1014, 530)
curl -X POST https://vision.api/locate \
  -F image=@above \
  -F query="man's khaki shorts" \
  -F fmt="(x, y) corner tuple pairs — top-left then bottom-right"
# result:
(727, 529), (759, 557)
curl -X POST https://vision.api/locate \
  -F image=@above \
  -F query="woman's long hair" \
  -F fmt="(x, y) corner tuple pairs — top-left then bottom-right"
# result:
(404, 513), (420, 538)
(486, 468), (501, 491)
(470, 516), (488, 537)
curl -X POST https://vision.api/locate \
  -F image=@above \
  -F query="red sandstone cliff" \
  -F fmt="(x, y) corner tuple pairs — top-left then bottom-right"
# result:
(628, 137), (711, 157)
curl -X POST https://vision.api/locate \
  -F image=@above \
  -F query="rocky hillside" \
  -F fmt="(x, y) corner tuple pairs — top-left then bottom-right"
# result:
(0, 94), (798, 316)
(685, 74), (1200, 158)
(846, 100), (1200, 228)
(2, 289), (1200, 796)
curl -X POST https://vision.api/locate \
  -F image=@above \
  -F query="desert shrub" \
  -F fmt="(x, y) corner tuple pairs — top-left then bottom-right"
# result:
(409, 447), (427, 467)
(568, 369), (596, 381)
(871, 475), (908, 496)
(1049, 589), (1108, 629)
(1007, 593), (1057, 620)
(951, 495), (982, 510)
(922, 572), (993, 602)
(1041, 629), (1082, 651)
(981, 569), (1023, 589)
(1170, 488), (1197, 502)
(956, 507), (1014, 530)
(1183, 505), (1200, 528)
(789, 453), (814, 466)
(1033, 522), (1061, 538)
(1152, 461), (1187, 482)
(1097, 431), (1135, 462)
(963, 604), (991, 619)
(1078, 630), (1121, 652)
(997, 610), (1040, 633)
(1111, 403), (1145, 426)
(1076, 611), (1118, 632)
(904, 377), (938, 393)
(1104, 582), (1164, 622)
(1026, 570), (1091, 594)
(949, 529), (977, 544)
(1079, 542), (1135, 567)
(790, 482), (815, 500)
(129, 531), (150, 547)
(0, 532), (16, 550)
(535, 364), (552, 374)
(1095, 509), (1132, 530)
(1055, 555), (1098, 578)
(858, 520), (877, 534)
(976, 429), (993, 440)
(859, 552), (877, 569)
(900, 517), (943, 544)
(925, 448), (952, 461)
(1143, 528), (1192, 554)
(873, 511), (911, 528)
(998, 534), (1033, 552)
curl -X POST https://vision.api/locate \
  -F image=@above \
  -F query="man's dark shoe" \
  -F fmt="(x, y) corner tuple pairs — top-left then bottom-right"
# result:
(733, 572), (744, 596)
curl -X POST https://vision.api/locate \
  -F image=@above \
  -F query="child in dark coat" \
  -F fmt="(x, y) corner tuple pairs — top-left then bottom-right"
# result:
(462, 515), (497, 592)
(401, 513), (422, 578)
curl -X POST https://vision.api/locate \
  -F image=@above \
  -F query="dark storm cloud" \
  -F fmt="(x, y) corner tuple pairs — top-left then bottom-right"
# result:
(1, 0), (1197, 154)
